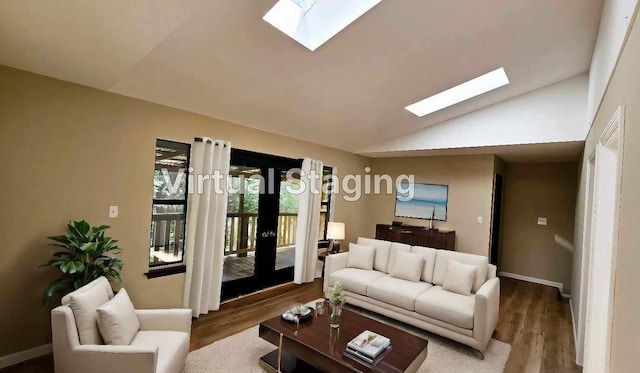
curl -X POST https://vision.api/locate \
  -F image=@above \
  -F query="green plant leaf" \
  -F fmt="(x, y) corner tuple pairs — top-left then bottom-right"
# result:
(79, 242), (94, 252)
(48, 235), (71, 244)
(41, 278), (71, 305)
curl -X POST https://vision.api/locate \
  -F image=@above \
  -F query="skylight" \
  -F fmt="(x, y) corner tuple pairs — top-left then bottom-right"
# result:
(405, 67), (510, 117)
(292, 0), (320, 14)
(263, 0), (382, 51)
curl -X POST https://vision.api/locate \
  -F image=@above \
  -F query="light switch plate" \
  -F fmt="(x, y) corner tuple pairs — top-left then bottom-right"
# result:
(109, 206), (118, 218)
(477, 216), (483, 224)
(537, 217), (547, 226)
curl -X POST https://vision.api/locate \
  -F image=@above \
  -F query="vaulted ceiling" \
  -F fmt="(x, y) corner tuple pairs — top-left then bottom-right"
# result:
(0, 0), (603, 154)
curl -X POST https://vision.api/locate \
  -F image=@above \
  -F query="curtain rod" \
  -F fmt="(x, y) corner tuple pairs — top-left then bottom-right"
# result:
(194, 137), (228, 146)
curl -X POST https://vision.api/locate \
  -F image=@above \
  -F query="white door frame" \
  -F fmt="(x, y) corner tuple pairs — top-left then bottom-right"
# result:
(583, 105), (625, 373)
(576, 149), (596, 365)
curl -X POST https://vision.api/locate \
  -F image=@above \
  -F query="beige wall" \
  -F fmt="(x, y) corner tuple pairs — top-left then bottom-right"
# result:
(500, 163), (578, 293)
(368, 155), (496, 256)
(572, 6), (640, 371)
(0, 66), (371, 356)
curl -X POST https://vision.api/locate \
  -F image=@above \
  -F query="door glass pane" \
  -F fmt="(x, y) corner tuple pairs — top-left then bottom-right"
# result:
(223, 166), (261, 282)
(276, 171), (299, 271)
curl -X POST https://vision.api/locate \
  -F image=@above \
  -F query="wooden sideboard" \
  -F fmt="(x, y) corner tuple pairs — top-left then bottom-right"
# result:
(375, 224), (455, 251)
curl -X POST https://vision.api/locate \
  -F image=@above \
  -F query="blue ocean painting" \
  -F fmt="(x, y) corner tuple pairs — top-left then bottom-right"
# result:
(395, 183), (448, 221)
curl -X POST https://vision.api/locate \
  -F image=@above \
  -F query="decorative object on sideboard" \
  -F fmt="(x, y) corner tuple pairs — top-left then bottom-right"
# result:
(326, 221), (345, 254)
(395, 182), (449, 220)
(429, 206), (436, 230)
(40, 220), (123, 304)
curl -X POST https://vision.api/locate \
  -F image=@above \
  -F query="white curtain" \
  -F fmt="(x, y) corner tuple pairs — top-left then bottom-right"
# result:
(183, 137), (231, 317)
(294, 158), (323, 284)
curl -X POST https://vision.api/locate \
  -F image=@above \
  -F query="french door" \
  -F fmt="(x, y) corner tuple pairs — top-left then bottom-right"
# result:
(221, 149), (302, 300)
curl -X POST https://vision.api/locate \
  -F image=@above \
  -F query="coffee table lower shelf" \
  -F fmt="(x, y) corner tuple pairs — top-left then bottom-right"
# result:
(259, 349), (322, 373)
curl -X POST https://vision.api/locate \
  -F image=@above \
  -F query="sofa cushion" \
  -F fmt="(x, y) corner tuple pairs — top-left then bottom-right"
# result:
(329, 268), (386, 296)
(389, 251), (425, 283)
(442, 261), (476, 296)
(367, 276), (432, 311)
(96, 288), (140, 345)
(433, 250), (488, 293)
(130, 331), (189, 373)
(347, 243), (376, 270)
(69, 282), (112, 345)
(410, 246), (438, 283)
(415, 286), (475, 329)
(387, 242), (411, 274)
(357, 237), (392, 272)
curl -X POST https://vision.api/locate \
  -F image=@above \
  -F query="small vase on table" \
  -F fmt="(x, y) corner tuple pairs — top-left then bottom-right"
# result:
(329, 281), (346, 329)
(330, 301), (344, 328)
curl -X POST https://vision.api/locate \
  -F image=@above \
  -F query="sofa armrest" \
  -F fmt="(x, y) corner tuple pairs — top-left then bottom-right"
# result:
(72, 345), (158, 373)
(473, 277), (500, 344)
(136, 309), (192, 334)
(323, 252), (349, 293)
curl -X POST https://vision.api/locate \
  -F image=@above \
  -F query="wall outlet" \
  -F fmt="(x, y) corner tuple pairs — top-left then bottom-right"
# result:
(537, 217), (547, 226)
(477, 216), (483, 224)
(109, 206), (119, 218)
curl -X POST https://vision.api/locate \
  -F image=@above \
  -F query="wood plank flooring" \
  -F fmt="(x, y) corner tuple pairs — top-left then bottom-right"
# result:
(1, 277), (580, 373)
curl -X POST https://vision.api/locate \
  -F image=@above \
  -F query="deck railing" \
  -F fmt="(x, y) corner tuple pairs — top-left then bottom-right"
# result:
(150, 213), (185, 262)
(225, 212), (297, 256)
(150, 211), (298, 259)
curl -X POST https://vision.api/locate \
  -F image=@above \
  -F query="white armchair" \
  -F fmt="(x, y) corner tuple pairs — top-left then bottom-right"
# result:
(51, 277), (192, 373)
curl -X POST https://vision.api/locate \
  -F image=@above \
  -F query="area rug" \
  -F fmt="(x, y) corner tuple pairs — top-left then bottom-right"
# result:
(184, 320), (511, 373)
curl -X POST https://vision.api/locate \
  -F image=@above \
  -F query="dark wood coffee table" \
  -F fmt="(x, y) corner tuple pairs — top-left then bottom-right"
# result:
(258, 306), (428, 372)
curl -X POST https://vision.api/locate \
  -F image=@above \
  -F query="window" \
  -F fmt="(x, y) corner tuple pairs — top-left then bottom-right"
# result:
(318, 166), (333, 241)
(147, 139), (190, 277)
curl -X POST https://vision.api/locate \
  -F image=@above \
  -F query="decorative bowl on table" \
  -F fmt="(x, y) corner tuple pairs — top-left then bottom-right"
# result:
(281, 304), (313, 323)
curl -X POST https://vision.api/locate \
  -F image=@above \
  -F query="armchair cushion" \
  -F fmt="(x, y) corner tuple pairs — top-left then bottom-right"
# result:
(136, 309), (192, 333)
(69, 283), (111, 345)
(96, 288), (140, 345)
(130, 331), (189, 373)
(61, 277), (114, 306)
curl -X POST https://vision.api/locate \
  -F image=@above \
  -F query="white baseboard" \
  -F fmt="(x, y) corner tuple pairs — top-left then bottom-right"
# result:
(498, 271), (571, 298)
(0, 344), (52, 369)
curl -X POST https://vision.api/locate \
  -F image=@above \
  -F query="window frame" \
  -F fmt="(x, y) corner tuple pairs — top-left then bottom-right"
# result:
(146, 139), (191, 278)
(318, 165), (334, 246)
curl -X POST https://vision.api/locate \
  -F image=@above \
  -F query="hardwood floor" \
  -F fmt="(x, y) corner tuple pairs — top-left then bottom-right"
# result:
(496, 278), (580, 373)
(1, 277), (580, 373)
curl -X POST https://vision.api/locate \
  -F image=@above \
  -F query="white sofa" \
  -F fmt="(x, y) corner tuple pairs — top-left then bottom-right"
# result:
(51, 277), (192, 373)
(324, 237), (500, 356)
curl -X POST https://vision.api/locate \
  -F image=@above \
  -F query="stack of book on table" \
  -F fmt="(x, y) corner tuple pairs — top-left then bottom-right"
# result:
(344, 330), (391, 366)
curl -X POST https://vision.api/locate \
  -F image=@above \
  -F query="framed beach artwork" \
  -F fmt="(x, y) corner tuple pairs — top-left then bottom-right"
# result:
(395, 183), (449, 221)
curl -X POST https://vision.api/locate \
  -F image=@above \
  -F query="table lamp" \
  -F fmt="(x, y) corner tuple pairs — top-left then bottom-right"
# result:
(327, 222), (345, 254)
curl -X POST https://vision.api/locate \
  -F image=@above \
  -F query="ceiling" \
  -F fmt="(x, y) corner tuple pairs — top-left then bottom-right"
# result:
(0, 0), (603, 155)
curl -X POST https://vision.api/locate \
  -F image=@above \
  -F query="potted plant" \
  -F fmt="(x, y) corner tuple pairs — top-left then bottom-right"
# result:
(40, 220), (123, 304)
(329, 281), (346, 328)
